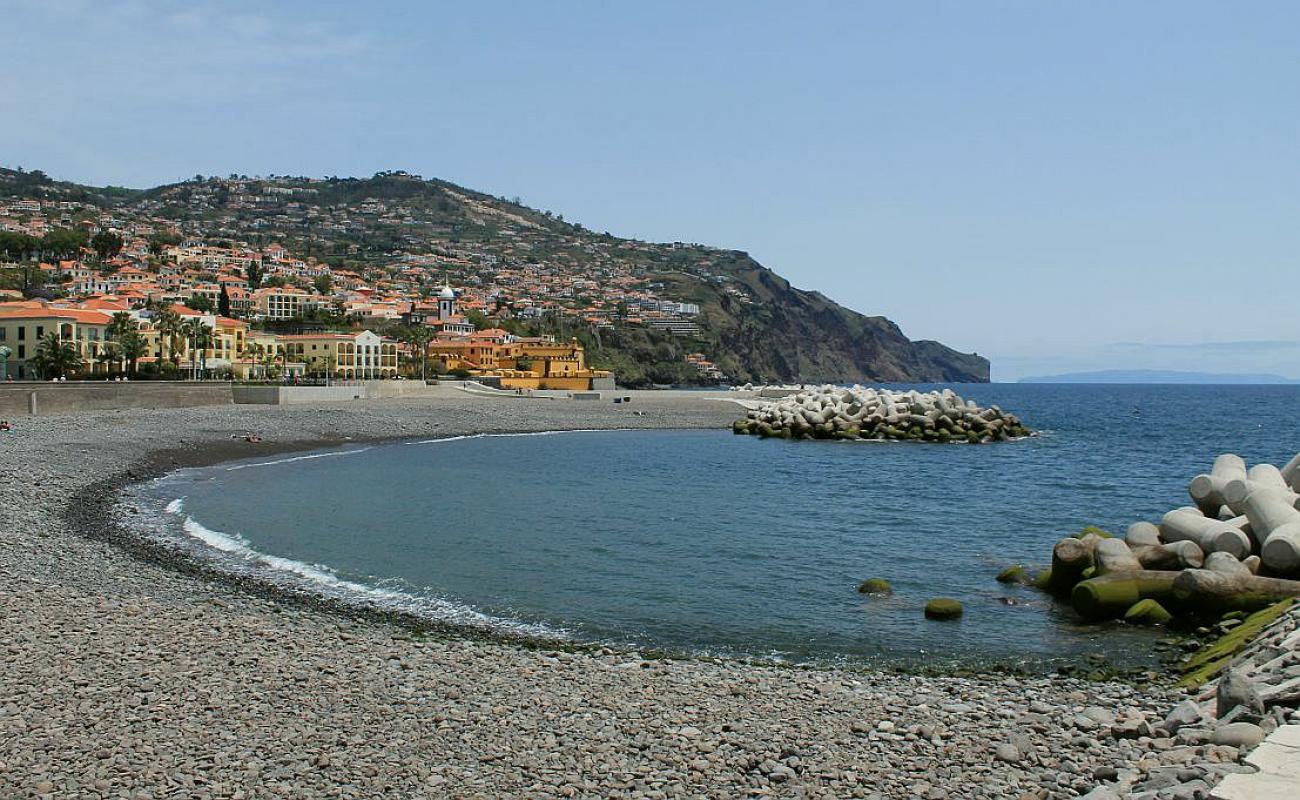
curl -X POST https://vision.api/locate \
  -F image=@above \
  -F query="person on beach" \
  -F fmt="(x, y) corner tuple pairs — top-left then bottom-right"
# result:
(243, 431), (262, 443)
(0, 420), (11, 432)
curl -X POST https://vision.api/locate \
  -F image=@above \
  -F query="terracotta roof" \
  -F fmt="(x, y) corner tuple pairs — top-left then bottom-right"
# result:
(0, 308), (112, 324)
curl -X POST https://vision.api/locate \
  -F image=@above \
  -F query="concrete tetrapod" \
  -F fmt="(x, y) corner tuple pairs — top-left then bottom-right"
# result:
(1124, 521), (1162, 549)
(1045, 536), (1096, 596)
(1241, 488), (1300, 575)
(1223, 462), (1300, 512)
(1282, 451), (1300, 491)
(1132, 540), (1205, 570)
(1172, 568), (1300, 613)
(1159, 508), (1252, 559)
(737, 385), (1032, 443)
(1070, 571), (1181, 621)
(1189, 454), (1248, 517)
(1093, 537), (1143, 574)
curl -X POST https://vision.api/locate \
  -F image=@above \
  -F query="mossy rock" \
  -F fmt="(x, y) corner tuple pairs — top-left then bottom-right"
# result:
(1179, 598), (1296, 688)
(1033, 567), (1053, 591)
(1080, 566), (1097, 580)
(996, 565), (1031, 585)
(1124, 599), (1173, 626)
(857, 578), (892, 595)
(1071, 572), (1178, 621)
(732, 420), (750, 434)
(924, 598), (963, 620)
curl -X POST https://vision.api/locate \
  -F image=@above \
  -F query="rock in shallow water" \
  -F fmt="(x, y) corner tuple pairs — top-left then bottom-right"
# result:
(924, 598), (963, 620)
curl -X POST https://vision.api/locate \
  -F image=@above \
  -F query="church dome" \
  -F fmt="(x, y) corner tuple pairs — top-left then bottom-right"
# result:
(439, 285), (455, 300)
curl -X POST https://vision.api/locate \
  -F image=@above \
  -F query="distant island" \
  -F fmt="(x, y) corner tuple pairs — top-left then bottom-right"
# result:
(1019, 369), (1300, 385)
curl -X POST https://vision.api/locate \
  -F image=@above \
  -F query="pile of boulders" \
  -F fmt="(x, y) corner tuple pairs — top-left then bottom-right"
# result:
(1030, 453), (1300, 624)
(732, 385), (1032, 443)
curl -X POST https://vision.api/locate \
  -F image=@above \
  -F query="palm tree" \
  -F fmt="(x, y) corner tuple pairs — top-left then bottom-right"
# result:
(181, 318), (208, 379)
(106, 311), (138, 374)
(96, 341), (121, 376)
(399, 325), (433, 382)
(261, 347), (281, 381)
(154, 307), (183, 370)
(194, 324), (214, 378)
(106, 310), (136, 341)
(32, 332), (81, 379)
(118, 331), (147, 377)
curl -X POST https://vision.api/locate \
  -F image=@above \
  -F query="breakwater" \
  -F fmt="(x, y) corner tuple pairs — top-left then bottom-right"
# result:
(1032, 451), (1300, 626)
(732, 384), (1031, 442)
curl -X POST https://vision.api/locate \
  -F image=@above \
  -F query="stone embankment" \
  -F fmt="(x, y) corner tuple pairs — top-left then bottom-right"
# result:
(733, 385), (1031, 443)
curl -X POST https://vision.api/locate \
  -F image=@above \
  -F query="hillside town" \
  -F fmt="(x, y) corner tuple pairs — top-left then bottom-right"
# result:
(0, 172), (741, 387)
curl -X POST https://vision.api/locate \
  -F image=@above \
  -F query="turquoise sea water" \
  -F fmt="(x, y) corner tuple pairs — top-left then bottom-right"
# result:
(143, 384), (1300, 666)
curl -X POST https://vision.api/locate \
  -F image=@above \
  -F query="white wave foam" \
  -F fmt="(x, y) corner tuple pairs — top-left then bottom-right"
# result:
(406, 428), (632, 446)
(181, 515), (249, 553)
(224, 447), (373, 471)
(154, 501), (561, 639)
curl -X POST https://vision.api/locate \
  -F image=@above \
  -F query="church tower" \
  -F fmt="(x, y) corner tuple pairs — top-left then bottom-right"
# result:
(438, 283), (456, 322)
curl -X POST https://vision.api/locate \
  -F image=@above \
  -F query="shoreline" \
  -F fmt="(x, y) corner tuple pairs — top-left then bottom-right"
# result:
(0, 394), (1287, 798)
(102, 428), (1126, 675)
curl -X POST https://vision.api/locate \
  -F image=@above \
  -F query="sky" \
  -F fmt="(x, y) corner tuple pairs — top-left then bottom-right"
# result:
(3, 0), (1298, 380)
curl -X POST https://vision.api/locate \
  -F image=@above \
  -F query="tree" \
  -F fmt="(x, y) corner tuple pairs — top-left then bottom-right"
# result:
(398, 325), (433, 382)
(105, 311), (138, 373)
(96, 341), (121, 375)
(154, 307), (184, 367)
(312, 274), (333, 295)
(245, 262), (263, 289)
(40, 228), (88, 260)
(0, 232), (40, 261)
(106, 310), (137, 341)
(181, 318), (212, 378)
(118, 331), (147, 376)
(90, 230), (124, 262)
(30, 332), (81, 379)
(218, 284), (231, 317)
(185, 293), (213, 312)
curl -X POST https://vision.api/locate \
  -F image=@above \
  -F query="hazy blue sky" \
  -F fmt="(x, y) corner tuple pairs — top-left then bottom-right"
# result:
(4, 1), (1298, 380)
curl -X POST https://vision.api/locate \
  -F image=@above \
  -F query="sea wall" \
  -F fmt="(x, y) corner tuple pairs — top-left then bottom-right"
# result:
(0, 382), (234, 416)
(232, 381), (441, 405)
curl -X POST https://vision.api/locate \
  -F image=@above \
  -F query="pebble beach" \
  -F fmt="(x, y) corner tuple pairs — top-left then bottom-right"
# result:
(1, 393), (1294, 799)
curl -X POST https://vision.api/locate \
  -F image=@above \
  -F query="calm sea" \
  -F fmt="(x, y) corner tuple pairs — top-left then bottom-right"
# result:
(139, 384), (1300, 667)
